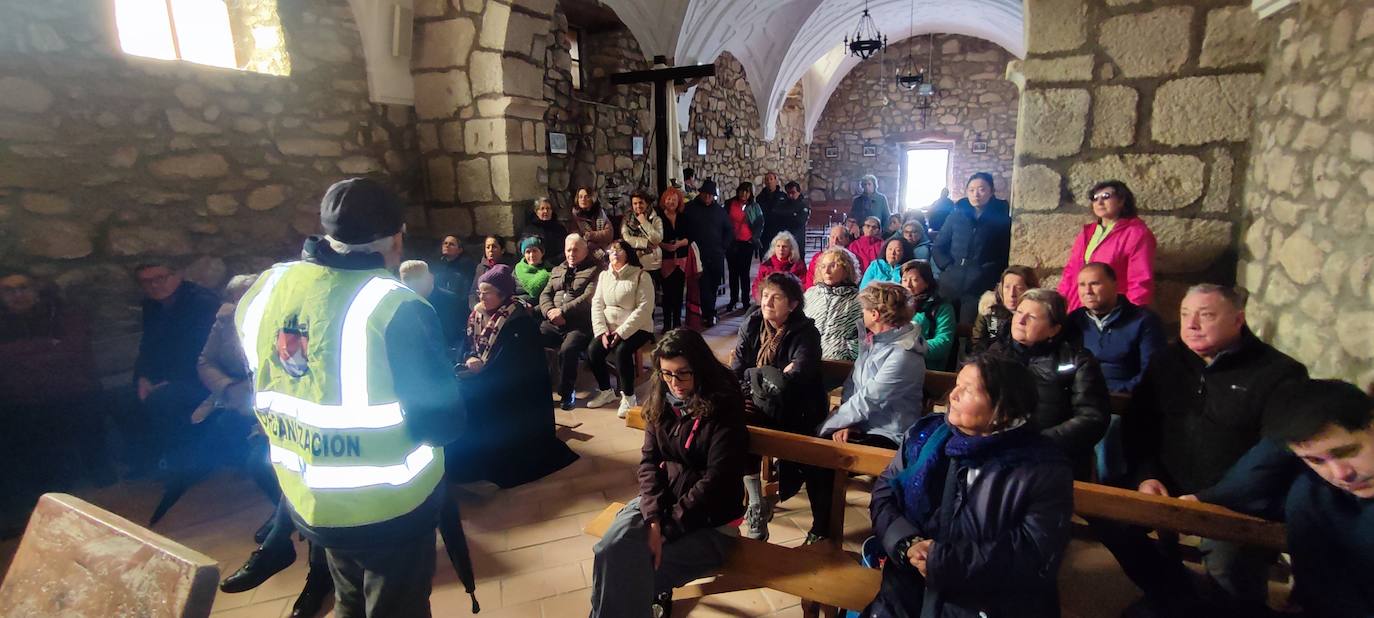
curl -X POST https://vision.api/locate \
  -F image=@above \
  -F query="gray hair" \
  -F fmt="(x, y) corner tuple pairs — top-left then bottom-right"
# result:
(398, 260), (431, 285)
(223, 274), (259, 304)
(767, 231), (801, 261)
(1186, 283), (1248, 311)
(861, 174), (879, 189)
(326, 234), (395, 255)
(565, 232), (587, 249)
(533, 197), (553, 209)
(1018, 288), (1068, 326)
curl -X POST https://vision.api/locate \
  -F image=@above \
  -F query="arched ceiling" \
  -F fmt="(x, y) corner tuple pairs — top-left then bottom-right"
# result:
(595, 0), (1023, 142)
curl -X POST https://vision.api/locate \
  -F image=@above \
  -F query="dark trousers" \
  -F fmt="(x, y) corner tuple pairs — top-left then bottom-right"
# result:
(588, 330), (656, 395)
(805, 433), (897, 537)
(661, 268), (685, 331)
(726, 241), (754, 306)
(326, 529), (437, 618)
(698, 264), (723, 322)
(539, 322), (592, 397)
(119, 381), (208, 472)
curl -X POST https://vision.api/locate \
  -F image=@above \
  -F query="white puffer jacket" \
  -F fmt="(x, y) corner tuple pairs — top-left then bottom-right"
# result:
(592, 264), (656, 338)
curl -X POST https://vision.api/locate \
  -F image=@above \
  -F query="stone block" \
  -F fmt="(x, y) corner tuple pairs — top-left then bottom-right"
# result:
(479, 1), (511, 50)
(1101, 7), (1193, 78)
(1027, 0), (1087, 54)
(1147, 217), (1234, 275)
(1346, 82), (1374, 122)
(338, 156), (381, 174)
(469, 51), (504, 96)
(1153, 75), (1262, 146)
(1351, 130), (1374, 161)
(275, 137), (343, 157)
(489, 154), (545, 201)
(166, 109), (220, 135)
(418, 123), (439, 152)
(1336, 311), (1374, 360)
(1069, 154), (1204, 210)
(0, 77), (54, 113)
(1020, 55), (1094, 82)
(416, 18), (476, 69)
(1276, 229), (1322, 285)
(464, 118), (517, 154)
(506, 12), (549, 57)
(428, 206), (473, 237)
(502, 57), (546, 100)
(1010, 213), (1082, 268)
(473, 204), (516, 236)
(1244, 217), (1267, 261)
(1012, 165), (1063, 211)
(206, 194), (239, 216)
(107, 226), (194, 256)
(148, 154), (230, 179)
(1091, 85), (1137, 148)
(456, 157), (494, 202)
(1203, 148), (1233, 213)
(414, 0), (447, 18)
(173, 83), (208, 108)
(246, 185), (288, 211)
(18, 220), (92, 259)
(440, 121), (465, 152)
(428, 156), (458, 202)
(414, 71), (472, 120)
(1018, 88), (1089, 157)
(21, 193), (72, 215)
(1200, 6), (1272, 68)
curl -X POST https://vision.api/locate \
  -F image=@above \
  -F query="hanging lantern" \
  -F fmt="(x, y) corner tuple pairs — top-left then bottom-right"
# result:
(894, 0), (922, 89)
(844, 0), (886, 59)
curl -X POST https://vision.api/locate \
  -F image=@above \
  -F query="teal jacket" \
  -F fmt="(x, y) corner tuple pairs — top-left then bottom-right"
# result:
(912, 297), (956, 371)
(860, 259), (903, 289)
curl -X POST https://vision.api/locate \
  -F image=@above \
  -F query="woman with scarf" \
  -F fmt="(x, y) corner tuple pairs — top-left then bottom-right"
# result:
(589, 329), (748, 618)
(861, 237), (911, 289)
(752, 231), (807, 302)
(573, 186), (614, 259)
(731, 272), (827, 542)
(971, 266), (1039, 354)
(864, 354), (1074, 618)
(901, 260), (956, 371)
(513, 236), (551, 307)
(657, 187), (691, 331)
(523, 197), (569, 260)
(621, 189), (663, 300)
(451, 264), (578, 488)
(987, 288), (1110, 478)
(724, 181), (764, 313)
(804, 248), (864, 362)
(468, 234), (514, 309)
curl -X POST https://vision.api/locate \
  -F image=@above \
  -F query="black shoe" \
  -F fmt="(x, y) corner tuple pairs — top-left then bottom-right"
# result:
(651, 591), (673, 618)
(220, 545), (297, 593)
(289, 569), (334, 618)
(559, 392), (576, 411)
(253, 515), (274, 545)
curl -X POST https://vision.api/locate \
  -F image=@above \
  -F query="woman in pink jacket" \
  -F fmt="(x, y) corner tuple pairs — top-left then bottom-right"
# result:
(752, 231), (807, 301)
(1057, 180), (1157, 312)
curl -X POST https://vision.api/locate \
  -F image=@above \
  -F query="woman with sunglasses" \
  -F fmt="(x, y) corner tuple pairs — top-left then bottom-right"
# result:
(1056, 180), (1157, 312)
(589, 328), (748, 618)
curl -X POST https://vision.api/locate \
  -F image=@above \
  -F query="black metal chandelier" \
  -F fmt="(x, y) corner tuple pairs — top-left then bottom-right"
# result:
(845, 0), (886, 59)
(895, 0), (922, 89)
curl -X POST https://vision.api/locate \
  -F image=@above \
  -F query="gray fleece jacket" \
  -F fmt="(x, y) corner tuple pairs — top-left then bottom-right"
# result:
(818, 323), (927, 444)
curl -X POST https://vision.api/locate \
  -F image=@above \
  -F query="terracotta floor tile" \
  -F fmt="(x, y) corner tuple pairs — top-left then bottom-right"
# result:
(500, 562), (584, 606)
(674, 588), (774, 616)
(540, 534), (598, 567)
(210, 596), (289, 618)
(538, 490), (610, 519)
(506, 514), (583, 549)
(540, 588), (593, 617)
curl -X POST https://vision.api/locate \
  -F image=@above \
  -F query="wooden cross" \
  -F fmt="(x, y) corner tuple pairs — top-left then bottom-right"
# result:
(610, 55), (716, 194)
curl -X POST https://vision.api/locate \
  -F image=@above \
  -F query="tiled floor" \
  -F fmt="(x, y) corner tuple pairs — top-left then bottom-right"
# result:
(1, 311), (1175, 617)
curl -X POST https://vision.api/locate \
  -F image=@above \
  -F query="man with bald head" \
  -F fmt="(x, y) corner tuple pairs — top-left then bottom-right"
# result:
(803, 225), (857, 289)
(1100, 284), (1307, 616)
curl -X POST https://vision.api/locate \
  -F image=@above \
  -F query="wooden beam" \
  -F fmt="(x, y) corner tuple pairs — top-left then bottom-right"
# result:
(610, 63), (716, 85)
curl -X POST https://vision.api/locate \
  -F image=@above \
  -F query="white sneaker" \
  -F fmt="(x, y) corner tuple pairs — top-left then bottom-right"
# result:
(617, 394), (636, 418)
(586, 388), (618, 409)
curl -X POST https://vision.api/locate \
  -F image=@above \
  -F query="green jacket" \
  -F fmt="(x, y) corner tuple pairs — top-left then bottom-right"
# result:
(913, 297), (956, 371)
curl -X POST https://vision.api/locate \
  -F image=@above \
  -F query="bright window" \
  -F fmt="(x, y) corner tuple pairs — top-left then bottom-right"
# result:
(568, 28), (584, 90)
(114, 0), (290, 75)
(902, 146), (951, 214)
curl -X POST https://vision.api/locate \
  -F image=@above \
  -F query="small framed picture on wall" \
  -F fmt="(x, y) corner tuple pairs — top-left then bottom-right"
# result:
(548, 132), (568, 155)
(824, 146), (839, 159)
(742, 144), (752, 158)
(632, 136), (645, 156)
(862, 144), (878, 157)
(795, 146), (802, 158)
(970, 140), (989, 154)
(697, 138), (708, 156)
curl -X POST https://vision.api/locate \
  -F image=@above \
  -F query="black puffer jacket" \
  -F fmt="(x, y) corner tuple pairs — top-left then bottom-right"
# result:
(731, 307), (827, 435)
(932, 199), (1011, 301)
(989, 337), (1110, 472)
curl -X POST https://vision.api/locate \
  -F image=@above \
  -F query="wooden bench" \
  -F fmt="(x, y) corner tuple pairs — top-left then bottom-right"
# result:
(0, 493), (220, 618)
(820, 360), (1132, 415)
(587, 405), (1285, 616)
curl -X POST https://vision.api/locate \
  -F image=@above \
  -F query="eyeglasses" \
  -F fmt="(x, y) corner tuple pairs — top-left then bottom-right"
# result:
(137, 273), (172, 286)
(1091, 192), (1117, 202)
(659, 369), (695, 383)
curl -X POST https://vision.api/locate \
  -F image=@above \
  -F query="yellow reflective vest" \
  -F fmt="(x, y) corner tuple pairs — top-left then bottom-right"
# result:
(235, 261), (444, 529)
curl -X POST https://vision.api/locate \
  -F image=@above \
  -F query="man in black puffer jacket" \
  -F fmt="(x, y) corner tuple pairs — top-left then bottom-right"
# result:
(1101, 284), (1308, 617)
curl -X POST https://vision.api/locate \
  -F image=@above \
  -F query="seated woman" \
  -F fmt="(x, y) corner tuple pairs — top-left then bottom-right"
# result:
(589, 328), (749, 618)
(849, 216), (886, 273)
(988, 288), (1110, 475)
(818, 282), (925, 449)
(732, 272), (827, 542)
(450, 265), (579, 488)
(513, 236), (551, 307)
(860, 237), (909, 288)
(900, 260), (956, 371)
(884, 213), (904, 239)
(752, 231), (807, 302)
(586, 239), (657, 417)
(900, 217), (934, 263)
(865, 355), (1074, 618)
(469, 234), (514, 309)
(803, 248), (863, 362)
(573, 186), (615, 258)
(523, 197), (569, 259)
(971, 265), (1039, 354)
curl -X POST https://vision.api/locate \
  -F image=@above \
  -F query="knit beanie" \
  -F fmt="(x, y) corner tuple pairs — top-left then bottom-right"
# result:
(477, 264), (517, 299)
(520, 236), (543, 254)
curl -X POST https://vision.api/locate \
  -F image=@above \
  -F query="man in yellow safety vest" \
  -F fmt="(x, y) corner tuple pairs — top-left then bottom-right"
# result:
(236, 178), (463, 617)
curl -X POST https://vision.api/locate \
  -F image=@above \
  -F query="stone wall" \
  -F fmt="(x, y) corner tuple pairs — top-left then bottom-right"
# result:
(1238, 0), (1374, 385)
(680, 53), (809, 193)
(0, 0), (418, 375)
(543, 17), (654, 219)
(809, 35), (1019, 208)
(413, 0), (555, 244)
(1011, 0), (1275, 316)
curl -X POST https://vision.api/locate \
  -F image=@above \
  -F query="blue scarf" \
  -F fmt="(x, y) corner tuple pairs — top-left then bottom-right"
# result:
(892, 416), (1038, 528)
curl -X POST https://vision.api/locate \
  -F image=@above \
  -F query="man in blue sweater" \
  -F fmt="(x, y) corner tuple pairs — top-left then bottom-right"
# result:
(1068, 262), (1165, 482)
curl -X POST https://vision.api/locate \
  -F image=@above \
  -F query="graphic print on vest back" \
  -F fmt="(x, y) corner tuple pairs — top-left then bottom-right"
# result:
(276, 315), (310, 378)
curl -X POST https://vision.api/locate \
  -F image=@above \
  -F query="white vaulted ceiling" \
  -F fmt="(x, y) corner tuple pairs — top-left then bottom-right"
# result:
(596, 0), (1024, 141)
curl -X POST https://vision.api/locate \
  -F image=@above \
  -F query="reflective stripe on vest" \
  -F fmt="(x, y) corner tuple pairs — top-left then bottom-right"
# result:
(244, 272), (436, 490)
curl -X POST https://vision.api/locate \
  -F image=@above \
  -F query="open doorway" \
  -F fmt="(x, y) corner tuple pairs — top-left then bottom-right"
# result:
(900, 144), (951, 216)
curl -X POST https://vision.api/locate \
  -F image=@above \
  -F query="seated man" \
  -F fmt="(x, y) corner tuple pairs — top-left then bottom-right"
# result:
(1067, 262), (1165, 481)
(539, 234), (602, 410)
(430, 234), (475, 314)
(128, 262), (220, 474)
(399, 260), (463, 358)
(1105, 284), (1307, 615)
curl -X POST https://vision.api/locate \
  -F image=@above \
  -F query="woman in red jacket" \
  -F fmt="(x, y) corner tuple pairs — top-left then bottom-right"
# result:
(752, 231), (807, 302)
(1057, 180), (1157, 312)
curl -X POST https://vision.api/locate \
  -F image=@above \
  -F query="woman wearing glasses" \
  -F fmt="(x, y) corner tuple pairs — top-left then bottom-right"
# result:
(589, 329), (748, 618)
(1055, 180), (1157, 312)
(849, 216), (886, 273)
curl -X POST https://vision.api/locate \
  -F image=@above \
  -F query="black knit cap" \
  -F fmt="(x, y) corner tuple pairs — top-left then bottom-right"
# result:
(319, 178), (405, 244)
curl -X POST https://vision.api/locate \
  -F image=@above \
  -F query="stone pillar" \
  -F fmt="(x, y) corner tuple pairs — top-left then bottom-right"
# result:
(1010, 0), (1274, 315)
(413, 0), (553, 241)
(1237, 0), (1374, 384)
